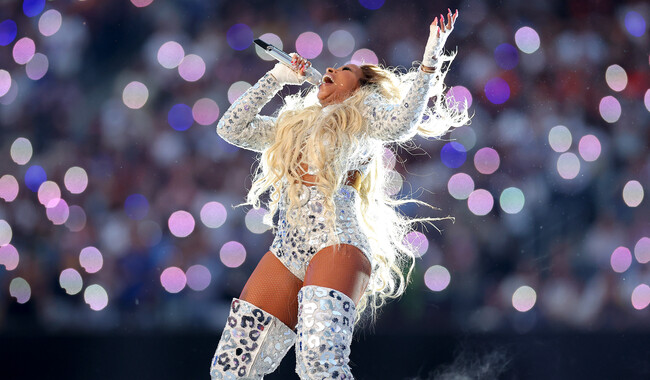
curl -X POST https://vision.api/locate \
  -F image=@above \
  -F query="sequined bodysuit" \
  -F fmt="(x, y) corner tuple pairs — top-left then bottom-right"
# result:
(217, 70), (436, 281)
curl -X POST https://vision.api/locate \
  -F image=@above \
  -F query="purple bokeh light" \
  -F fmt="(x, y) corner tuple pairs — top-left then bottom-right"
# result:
(359, 0), (385, 10)
(440, 142), (467, 169)
(23, 0), (45, 18)
(484, 77), (510, 104)
(227, 23), (253, 51)
(446, 86), (472, 112)
(494, 43), (519, 70)
(474, 147), (500, 175)
(295, 32), (323, 59)
(125, 194), (149, 220)
(610, 247), (632, 273)
(624, 11), (646, 37)
(0, 20), (18, 46)
(25, 165), (46, 192)
(168, 103), (193, 131)
(220, 241), (246, 268)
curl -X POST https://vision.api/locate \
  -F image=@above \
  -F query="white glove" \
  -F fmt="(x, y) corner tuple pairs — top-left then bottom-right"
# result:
(422, 9), (458, 67)
(269, 53), (311, 86)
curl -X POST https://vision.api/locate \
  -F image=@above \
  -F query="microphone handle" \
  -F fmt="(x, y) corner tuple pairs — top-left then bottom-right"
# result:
(254, 39), (322, 85)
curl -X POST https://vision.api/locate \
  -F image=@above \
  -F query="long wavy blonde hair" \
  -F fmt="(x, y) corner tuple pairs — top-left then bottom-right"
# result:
(246, 52), (470, 325)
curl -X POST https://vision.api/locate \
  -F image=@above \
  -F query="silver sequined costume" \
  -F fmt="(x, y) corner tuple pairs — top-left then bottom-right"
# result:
(217, 70), (436, 281)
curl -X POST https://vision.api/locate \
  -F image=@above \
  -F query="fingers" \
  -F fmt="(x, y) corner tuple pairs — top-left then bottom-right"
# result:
(290, 54), (311, 75)
(436, 8), (458, 32)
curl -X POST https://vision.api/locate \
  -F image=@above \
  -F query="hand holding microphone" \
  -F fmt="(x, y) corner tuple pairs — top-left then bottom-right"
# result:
(255, 39), (322, 86)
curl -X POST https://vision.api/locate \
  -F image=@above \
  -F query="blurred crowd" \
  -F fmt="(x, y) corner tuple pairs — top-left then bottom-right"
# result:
(0, 0), (648, 335)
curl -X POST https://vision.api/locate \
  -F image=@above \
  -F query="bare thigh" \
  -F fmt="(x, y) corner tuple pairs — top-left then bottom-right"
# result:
(303, 244), (372, 305)
(240, 251), (303, 329)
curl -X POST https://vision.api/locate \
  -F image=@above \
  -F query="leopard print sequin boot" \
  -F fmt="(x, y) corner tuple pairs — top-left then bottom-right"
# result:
(210, 299), (296, 379)
(295, 285), (356, 379)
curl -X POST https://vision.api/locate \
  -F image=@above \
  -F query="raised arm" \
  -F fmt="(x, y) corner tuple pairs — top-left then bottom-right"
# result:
(217, 55), (312, 152)
(364, 9), (458, 142)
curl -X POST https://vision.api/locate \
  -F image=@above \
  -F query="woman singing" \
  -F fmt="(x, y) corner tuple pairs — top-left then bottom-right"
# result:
(211, 9), (467, 380)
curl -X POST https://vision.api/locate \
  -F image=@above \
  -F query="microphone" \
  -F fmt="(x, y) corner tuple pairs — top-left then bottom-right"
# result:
(254, 38), (322, 85)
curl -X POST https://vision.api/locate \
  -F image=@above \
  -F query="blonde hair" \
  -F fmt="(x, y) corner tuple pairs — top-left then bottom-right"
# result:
(246, 51), (470, 325)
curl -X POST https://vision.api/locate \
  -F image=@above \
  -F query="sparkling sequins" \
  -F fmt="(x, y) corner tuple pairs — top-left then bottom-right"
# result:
(210, 299), (296, 379)
(216, 73), (282, 152)
(270, 185), (373, 281)
(296, 285), (355, 379)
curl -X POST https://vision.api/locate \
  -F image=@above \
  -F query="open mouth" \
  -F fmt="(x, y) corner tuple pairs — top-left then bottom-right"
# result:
(322, 75), (334, 84)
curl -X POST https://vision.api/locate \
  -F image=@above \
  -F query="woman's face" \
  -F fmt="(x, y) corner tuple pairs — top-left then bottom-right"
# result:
(317, 64), (363, 106)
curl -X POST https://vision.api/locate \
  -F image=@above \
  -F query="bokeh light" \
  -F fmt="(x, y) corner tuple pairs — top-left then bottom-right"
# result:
(37, 180), (61, 208)
(578, 135), (601, 162)
(440, 142), (467, 169)
(59, 268), (83, 295)
(192, 98), (219, 125)
(0, 69), (11, 97)
(122, 81), (149, 109)
(295, 32), (323, 59)
(131, 0), (154, 8)
(474, 147), (500, 175)
(220, 241), (246, 268)
(255, 33), (282, 61)
(468, 189), (494, 216)
(514, 26), (540, 54)
(10, 277), (31, 304)
(186, 264), (211, 291)
(227, 81), (251, 104)
(404, 231), (429, 258)
(328, 30), (355, 57)
(11, 137), (33, 165)
(23, 0), (45, 18)
(599, 96), (621, 123)
(610, 246), (632, 273)
(0, 220), (12, 246)
(645, 89), (650, 112)
(124, 194), (149, 220)
(556, 152), (580, 180)
(168, 103), (194, 131)
(161, 267), (187, 293)
(227, 23), (253, 51)
(13, 37), (35, 65)
(65, 205), (87, 232)
(168, 210), (195, 238)
(447, 173), (475, 200)
(0, 175), (19, 202)
(622, 180), (643, 207)
(38, 9), (62, 36)
(25, 52), (48, 80)
(84, 284), (108, 311)
(200, 201), (227, 228)
(0, 244), (19, 270)
(64, 166), (88, 194)
(359, 0), (385, 10)
(80, 246), (103, 273)
(245, 208), (270, 234)
(500, 187), (525, 214)
(383, 148), (396, 169)
(484, 77), (510, 104)
(446, 86), (472, 112)
(631, 284), (650, 310)
(605, 65), (628, 92)
(157, 41), (184, 69)
(384, 170), (403, 196)
(25, 165), (46, 192)
(624, 11), (646, 37)
(424, 265), (451, 292)
(0, 78), (18, 105)
(178, 54), (206, 82)
(350, 48), (378, 65)
(494, 43), (519, 70)
(0, 20), (18, 46)
(512, 286), (537, 312)
(46, 199), (70, 225)
(548, 125), (572, 153)
(634, 237), (650, 264)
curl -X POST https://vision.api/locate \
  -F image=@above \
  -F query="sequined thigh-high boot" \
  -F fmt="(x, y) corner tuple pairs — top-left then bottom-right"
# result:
(210, 298), (296, 380)
(295, 285), (356, 380)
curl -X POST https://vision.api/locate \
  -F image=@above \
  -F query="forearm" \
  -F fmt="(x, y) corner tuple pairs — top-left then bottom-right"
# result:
(216, 72), (283, 152)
